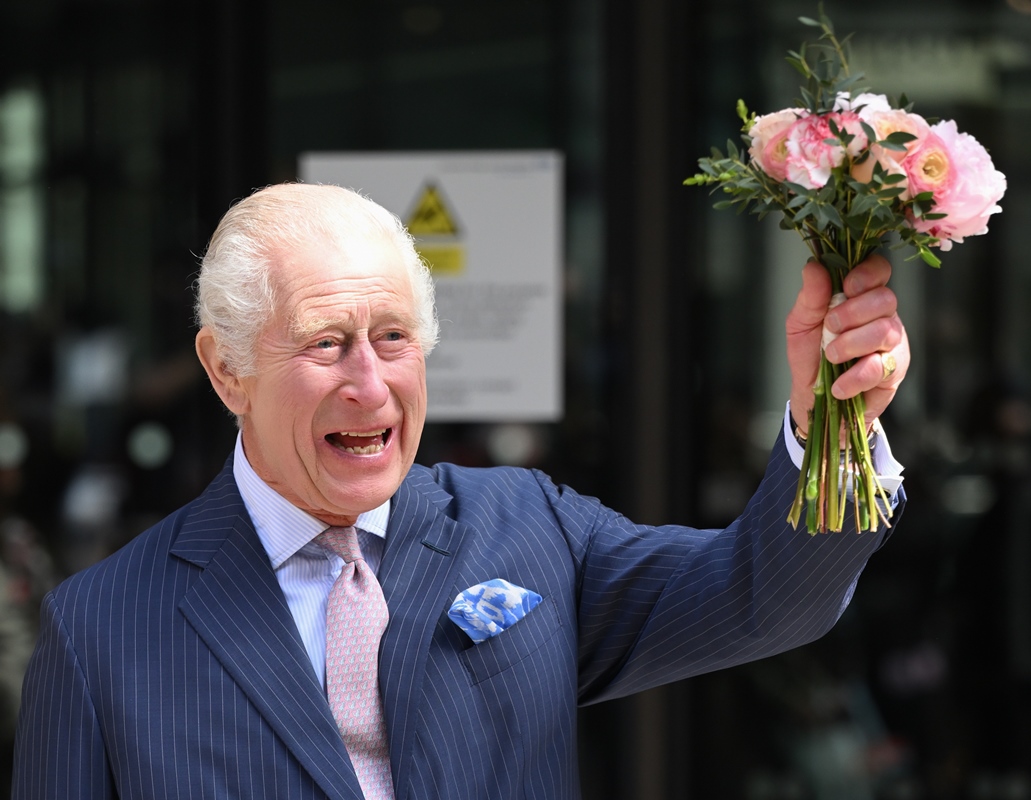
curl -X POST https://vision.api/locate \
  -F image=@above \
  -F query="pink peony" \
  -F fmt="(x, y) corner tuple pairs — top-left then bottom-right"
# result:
(852, 109), (932, 188)
(784, 111), (868, 189)
(748, 108), (803, 182)
(904, 120), (1006, 250)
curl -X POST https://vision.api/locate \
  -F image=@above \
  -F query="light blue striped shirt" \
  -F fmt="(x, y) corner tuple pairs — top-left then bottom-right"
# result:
(232, 434), (389, 688)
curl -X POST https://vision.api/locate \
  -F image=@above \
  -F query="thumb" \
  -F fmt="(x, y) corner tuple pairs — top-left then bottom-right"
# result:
(787, 259), (833, 334)
(786, 260), (832, 423)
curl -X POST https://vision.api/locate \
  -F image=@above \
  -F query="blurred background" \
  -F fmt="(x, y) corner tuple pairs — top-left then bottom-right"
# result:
(0, 0), (1028, 797)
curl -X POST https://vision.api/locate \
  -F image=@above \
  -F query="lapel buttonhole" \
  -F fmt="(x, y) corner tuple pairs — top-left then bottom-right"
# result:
(420, 539), (451, 556)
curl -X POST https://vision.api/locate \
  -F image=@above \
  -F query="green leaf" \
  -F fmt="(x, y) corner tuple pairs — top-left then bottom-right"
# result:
(823, 251), (849, 271)
(920, 247), (942, 268)
(849, 195), (878, 217)
(793, 201), (817, 222)
(736, 99), (751, 125)
(833, 73), (865, 93)
(883, 131), (917, 147)
(822, 204), (844, 228)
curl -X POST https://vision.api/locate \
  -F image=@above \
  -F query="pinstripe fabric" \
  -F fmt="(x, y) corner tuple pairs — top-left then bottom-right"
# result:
(13, 434), (902, 799)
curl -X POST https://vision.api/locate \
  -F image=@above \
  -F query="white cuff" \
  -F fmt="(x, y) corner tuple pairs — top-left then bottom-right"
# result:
(783, 401), (904, 496)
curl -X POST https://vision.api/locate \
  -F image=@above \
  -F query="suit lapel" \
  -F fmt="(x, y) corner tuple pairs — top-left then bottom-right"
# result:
(171, 465), (365, 800)
(377, 470), (474, 799)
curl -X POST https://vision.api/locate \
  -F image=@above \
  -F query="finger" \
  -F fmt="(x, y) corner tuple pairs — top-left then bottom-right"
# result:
(823, 286), (898, 339)
(842, 254), (892, 296)
(787, 260), (833, 333)
(823, 313), (904, 364)
(831, 354), (893, 398)
(831, 337), (910, 402)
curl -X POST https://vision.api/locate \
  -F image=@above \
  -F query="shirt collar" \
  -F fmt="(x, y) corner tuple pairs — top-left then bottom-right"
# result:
(232, 433), (390, 570)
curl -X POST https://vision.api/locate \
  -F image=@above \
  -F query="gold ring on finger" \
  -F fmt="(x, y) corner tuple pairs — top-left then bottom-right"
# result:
(881, 352), (897, 383)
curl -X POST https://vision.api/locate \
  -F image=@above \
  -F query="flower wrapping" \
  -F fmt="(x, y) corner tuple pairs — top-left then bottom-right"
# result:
(686, 9), (1006, 534)
(448, 579), (543, 644)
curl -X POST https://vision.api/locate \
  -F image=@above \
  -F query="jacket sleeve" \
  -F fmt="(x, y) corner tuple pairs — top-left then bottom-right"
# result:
(12, 592), (116, 800)
(549, 433), (901, 706)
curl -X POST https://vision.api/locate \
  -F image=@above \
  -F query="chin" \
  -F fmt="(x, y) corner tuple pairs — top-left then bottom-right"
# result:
(325, 477), (398, 515)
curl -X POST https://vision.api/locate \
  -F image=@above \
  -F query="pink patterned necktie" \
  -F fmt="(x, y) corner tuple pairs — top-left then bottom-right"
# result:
(317, 526), (394, 800)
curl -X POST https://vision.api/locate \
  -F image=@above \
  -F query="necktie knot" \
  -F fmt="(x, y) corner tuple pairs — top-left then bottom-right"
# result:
(317, 526), (363, 564)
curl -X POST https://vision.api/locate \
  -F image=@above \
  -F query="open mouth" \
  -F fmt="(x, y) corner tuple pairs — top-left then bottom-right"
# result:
(325, 429), (392, 455)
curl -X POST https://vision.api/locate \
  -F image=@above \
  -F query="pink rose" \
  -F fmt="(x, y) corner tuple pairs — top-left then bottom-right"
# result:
(784, 111), (868, 189)
(748, 108), (803, 182)
(904, 120), (1006, 250)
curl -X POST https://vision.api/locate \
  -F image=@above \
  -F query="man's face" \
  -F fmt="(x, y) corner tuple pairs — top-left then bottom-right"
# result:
(236, 231), (427, 525)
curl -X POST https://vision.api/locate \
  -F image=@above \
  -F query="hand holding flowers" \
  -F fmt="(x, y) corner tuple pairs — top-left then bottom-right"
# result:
(686, 9), (1005, 534)
(786, 255), (908, 456)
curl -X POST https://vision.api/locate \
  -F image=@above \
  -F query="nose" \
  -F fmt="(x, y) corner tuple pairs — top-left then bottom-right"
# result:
(336, 339), (390, 408)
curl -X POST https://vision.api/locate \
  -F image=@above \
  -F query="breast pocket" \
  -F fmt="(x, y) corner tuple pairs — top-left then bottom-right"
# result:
(460, 596), (563, 685)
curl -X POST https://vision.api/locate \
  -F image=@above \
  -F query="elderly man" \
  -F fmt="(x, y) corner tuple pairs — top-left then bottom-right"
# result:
(13, 183), (907, 799)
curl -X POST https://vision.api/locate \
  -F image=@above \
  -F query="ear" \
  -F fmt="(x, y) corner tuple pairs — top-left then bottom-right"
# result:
(195, 326), (251, 416)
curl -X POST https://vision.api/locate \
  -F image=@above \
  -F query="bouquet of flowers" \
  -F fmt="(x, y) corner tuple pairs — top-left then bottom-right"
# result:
(686, 9), (1006, 534)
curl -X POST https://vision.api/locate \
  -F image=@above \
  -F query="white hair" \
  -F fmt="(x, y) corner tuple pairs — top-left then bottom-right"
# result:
(195, 182), (439, 376)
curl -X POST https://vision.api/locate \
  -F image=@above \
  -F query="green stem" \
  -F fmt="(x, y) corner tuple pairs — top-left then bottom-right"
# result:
(788, 409), (815, 530)
(824, 357), (839, 531)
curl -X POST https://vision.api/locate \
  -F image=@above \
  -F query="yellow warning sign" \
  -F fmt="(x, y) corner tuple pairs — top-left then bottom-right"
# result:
(405, 184), (460, 236)
(406, 182), (465, 275)
(416, 244), (465, 275)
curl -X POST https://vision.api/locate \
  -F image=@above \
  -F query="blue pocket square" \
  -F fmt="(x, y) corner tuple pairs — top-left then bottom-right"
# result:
(448, 579), (543, 644)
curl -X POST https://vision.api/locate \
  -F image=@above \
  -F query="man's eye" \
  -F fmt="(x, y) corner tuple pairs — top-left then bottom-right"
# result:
(316, 339), (336, 349)
(384, 331), (404, 342)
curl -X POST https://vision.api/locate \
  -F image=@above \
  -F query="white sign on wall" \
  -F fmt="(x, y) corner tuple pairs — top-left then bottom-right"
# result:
(299, 151), (563, 422)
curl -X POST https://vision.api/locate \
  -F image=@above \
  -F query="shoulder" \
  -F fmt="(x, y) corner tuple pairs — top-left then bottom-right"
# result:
(402, 462), (609, 540)
(406, 460), (541, 489)
(404, 461), (566, 508)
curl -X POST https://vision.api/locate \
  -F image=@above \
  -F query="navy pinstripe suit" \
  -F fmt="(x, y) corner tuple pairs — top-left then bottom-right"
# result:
(13, 435), (899, 799)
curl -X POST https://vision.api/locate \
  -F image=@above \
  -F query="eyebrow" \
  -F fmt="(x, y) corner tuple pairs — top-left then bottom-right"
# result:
(289, 310), (420, 341)
(289, 315), (344, 340)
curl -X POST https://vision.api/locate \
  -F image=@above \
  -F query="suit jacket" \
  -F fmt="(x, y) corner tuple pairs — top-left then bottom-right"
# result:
(12, 436), (900, 799)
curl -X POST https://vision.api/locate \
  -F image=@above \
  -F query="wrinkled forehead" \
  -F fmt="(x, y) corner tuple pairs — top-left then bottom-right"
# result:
(267, 229), (416, 327)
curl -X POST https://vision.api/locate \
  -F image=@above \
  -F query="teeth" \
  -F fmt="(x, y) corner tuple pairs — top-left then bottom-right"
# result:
(330, 429), (388, 455)
(343, 443), (385, 455)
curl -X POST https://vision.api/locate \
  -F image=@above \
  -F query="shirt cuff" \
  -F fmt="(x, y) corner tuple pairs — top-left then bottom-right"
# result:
(783, 401), (904, 497)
